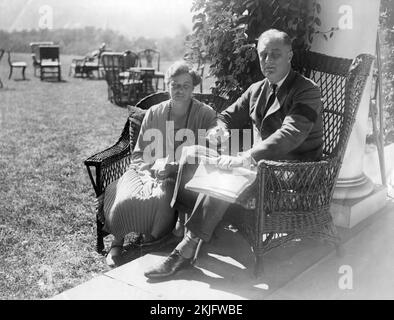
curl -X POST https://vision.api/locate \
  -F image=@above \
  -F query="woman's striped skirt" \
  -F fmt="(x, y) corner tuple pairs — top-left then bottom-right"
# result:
(103, 168), (176, 239)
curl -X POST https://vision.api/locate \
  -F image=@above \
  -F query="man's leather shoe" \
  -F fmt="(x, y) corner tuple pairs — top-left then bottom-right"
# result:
(144, 250), (192, 279)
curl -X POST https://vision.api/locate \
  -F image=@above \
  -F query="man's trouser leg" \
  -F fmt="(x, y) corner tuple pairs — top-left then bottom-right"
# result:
(174, 162), (231, 243)
(184, 194), (230, 243)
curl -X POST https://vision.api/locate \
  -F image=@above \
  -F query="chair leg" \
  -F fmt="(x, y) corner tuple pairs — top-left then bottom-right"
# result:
(191, 239), (203, 265)
(0, 78), (3, 88)
(253, 253), (263, 278)
(58, 66), (61, 81)
(22, 67), (26, 80)
(8, 66), (13, 79)
(96, 218), (105, 254)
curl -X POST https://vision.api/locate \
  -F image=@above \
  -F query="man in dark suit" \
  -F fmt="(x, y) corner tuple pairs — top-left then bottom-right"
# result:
(145, 28), (323, 279)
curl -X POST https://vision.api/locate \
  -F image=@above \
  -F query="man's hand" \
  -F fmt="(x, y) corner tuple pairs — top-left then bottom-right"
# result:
(216, 155), (244, 170)
(206, 126), (230, 144)
(216, 151), (256, 170)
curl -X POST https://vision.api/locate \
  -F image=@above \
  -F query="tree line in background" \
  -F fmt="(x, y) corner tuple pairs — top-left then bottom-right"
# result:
(0, 25), (189, 62)
(0, 1), (393, 143)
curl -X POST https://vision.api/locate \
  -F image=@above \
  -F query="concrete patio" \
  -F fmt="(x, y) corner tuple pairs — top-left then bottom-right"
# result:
(53, 194), (394, 300)
(52, 143), (394, 300)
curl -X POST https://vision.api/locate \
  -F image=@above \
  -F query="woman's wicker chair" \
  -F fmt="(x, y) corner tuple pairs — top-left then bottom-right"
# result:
(227, 51), (374, 276)
(84, 92), (231, 253)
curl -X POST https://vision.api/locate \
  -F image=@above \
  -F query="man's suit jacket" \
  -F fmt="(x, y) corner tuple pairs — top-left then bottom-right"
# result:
(221, 69), (323, 161)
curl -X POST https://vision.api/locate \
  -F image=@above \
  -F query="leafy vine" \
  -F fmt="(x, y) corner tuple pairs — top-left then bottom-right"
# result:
(185, 0), (335, 101)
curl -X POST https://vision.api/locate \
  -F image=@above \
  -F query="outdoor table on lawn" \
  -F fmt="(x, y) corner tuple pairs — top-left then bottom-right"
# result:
(121, 67), (157, 96)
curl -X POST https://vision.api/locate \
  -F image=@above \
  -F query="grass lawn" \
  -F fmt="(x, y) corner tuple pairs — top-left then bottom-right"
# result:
(0, 52), (213, 299)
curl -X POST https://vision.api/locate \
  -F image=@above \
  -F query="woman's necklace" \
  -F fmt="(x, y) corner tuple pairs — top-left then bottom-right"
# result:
(167, 99), (193, 130)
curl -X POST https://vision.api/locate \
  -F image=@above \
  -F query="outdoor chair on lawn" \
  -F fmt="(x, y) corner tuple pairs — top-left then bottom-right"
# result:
(39, 45), (61, 81)
(123, 50), (139, 69)
(84, 92), (231, 255)
(102, 52), (143, 107)
(30, 42), (54, 77)
(83, 48), (112, 79)
(0, 49), (4, 88)
(138, 48), (165, 91)
(69, 58), (86, 78)
(7, 51), (27, 80)
(123, 50), (143, 103)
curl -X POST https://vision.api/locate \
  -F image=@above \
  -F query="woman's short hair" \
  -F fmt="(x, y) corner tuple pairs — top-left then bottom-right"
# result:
(165, 61), (201, 87)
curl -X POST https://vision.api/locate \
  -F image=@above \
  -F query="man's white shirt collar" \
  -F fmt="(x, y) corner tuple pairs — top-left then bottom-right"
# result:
(268, 69), (290, 91)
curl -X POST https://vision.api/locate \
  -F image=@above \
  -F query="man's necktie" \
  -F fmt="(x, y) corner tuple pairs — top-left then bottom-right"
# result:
(262, 83), (277, 119)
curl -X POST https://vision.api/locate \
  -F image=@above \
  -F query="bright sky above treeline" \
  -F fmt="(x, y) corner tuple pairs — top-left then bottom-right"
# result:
(0, 0), (194, 38)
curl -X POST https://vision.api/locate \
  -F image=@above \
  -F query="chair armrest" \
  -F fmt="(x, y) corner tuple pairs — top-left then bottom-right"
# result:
(84, 112), (143, 196)
(84, 136), (131, 196)
(85, 138), (130, 166)
(256, 157), (340, 210)
(256, 157), (341, 197)
(235, 157), (340, 235)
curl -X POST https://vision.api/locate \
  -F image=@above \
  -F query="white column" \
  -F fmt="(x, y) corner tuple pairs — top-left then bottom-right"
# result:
(310, 0), (387, 227)
(311, 0), (379, 199)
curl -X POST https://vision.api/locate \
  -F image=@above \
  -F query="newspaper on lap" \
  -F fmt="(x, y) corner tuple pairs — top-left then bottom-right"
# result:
(170, 145), (257, 206)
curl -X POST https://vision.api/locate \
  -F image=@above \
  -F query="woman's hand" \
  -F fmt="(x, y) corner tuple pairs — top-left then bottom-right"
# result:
(154, 162), (179, 180)
(137, 162), (152, 172)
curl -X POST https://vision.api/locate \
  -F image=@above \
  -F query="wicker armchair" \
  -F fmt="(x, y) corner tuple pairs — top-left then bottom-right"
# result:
(102, 52), (145, 107)
(84, 92), (231, 253)
(84, 49), (113, 79)
(227, 51), (374, 275)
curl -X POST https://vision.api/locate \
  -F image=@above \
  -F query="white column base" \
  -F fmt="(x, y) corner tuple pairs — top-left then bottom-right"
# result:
(333, 173), (375, 200)
(330, 185), (388, 228)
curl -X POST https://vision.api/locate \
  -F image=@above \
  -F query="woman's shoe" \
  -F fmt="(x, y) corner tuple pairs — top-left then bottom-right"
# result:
(172, 219), (185, 238)
(105, 244), (123, 268)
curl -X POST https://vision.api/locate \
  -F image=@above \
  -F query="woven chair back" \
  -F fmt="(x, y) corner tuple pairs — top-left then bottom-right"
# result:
(101, 52), (124, 102)
(134, 92), (230, 113)
(39, 45), (60, 61)
(30, 42), (54, 60)
(135, 91), (170, 110)
(293, 51), (358, 159)
(138, 49), (161, 71)
(123, 50), (139, 69)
